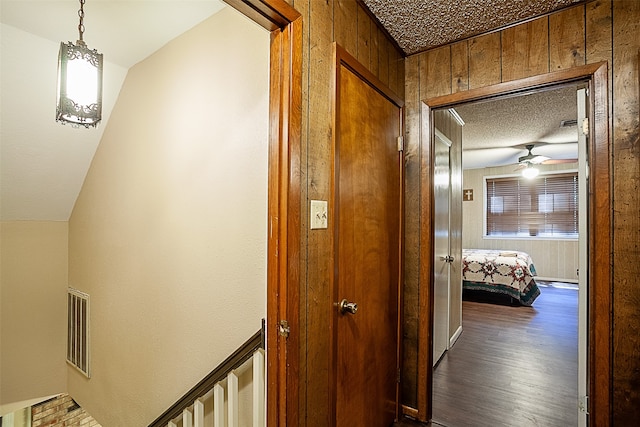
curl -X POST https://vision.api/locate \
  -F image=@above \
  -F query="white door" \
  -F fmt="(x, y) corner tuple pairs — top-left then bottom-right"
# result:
(433, 128), (451, 365)
(577, 87), (589, 426)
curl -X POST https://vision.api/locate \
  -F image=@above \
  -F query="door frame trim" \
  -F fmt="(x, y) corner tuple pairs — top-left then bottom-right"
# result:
(417, 62), (611, 425)
(222, 1), (302, 425)
(331, 43), (405, 423)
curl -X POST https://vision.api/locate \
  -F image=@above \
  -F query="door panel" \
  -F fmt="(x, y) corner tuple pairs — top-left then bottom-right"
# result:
(433, 129), (451, 365)
(577, 87), (588, 426)
(447, 115), (463, 344)
(334, 52), (402, 426)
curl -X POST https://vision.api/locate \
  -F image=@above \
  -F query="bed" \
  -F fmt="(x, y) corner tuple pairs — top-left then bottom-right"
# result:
(462, 249), (541, 306)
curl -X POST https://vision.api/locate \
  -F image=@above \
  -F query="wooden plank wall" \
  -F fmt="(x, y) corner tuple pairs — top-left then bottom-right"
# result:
(284, 0), (405, 424)
(404, 0), (639, 422)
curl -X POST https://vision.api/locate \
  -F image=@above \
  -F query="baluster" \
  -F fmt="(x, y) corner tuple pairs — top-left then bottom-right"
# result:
(228, 371), (239, 427)
(183, 407), (193, 427)
(213, 383), (225, 427)
(194, 398), (204, 427)
(253, 350), (265, 427)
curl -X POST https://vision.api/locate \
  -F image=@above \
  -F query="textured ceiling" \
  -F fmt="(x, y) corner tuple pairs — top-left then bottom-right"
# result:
(454, 85), (579, 169)
(359, 0), (583, 170)
(362, 0), (584, 54)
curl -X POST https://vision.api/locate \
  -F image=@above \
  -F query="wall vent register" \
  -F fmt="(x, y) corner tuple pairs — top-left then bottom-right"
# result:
(67, 288), (90, 377)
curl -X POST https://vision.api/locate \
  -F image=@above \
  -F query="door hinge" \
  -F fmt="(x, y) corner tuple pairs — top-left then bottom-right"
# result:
(278, 320), (290, 338)
(397, 368), (401, 383)
(581, 118), (589, 136)
(397, 136), (404, 152)
(579, 395), (589, 413)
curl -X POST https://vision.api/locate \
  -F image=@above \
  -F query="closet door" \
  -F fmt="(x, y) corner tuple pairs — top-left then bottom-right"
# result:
(433, 109), (463, 366)
(577, 87), (588, 427)
(433, 129), (451, 366)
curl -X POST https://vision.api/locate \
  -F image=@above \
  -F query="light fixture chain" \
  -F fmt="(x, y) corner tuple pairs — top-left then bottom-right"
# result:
(77, 0), (86, 42)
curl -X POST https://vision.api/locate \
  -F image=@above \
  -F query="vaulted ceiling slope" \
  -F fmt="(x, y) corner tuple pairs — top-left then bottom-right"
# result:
(0, 0), (226, 221)
(362, 0), (584, 55)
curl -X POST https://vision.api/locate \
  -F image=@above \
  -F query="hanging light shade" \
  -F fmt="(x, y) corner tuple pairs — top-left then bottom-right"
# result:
(56, 0), (103, 128)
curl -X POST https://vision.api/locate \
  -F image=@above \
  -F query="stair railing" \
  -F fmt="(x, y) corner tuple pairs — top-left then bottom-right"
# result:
(149, 323), (265, 427)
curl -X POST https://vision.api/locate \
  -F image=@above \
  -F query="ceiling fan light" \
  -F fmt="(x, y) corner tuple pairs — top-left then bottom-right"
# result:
(522, 165), (540, 179)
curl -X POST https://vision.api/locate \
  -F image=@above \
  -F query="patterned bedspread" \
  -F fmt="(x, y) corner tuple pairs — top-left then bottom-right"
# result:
(462, 249), (541, 306)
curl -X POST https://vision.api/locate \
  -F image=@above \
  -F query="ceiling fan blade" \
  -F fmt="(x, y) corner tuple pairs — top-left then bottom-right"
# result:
(542, 158), (578, 164)
(529, 155), (551, 164)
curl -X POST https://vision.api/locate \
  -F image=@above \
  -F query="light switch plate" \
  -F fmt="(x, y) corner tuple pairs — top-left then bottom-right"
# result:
(310, 200), (328, 229)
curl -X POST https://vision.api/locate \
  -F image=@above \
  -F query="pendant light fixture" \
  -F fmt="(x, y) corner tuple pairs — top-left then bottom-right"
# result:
(56, 0), (103, 128)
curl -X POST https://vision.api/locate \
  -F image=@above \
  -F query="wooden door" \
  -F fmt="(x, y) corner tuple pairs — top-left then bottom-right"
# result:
(333, 46), (403, 426)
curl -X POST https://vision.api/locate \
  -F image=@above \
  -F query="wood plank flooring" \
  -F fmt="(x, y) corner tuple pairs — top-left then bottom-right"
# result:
(431, 283), (579, 427)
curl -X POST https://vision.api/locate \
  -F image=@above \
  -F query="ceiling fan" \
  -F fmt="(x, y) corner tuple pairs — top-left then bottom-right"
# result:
(516, 144), (577, 169)
(516, 144), (578, 178)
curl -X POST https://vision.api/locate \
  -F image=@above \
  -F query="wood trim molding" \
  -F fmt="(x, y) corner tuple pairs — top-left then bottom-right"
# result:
(588, 62), (612, 427)
(418, 62), (611, 424)
(222, 1), (302, 426)
(425, 62), (605, 108)
(417, 101), (434, 421)
(335, 43), (405, 107)
(224, 0), (300, 30)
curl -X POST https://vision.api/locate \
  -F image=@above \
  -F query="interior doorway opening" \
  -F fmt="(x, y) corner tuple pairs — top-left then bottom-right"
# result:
(415, 62), (611, 426)
(430, 83), (588, 427)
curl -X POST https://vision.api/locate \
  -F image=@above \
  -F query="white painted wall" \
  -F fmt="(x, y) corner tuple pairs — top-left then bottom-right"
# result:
(462, 163), (579, 282)
(67, 7), (269, 425)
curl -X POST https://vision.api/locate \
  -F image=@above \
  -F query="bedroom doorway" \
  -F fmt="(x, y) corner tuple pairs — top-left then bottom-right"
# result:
(432, 83), (587, 427)
(418, 62), (610, 427)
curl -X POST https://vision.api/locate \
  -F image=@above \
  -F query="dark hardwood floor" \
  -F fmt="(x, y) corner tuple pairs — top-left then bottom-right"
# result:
(432, 283), (579, 427)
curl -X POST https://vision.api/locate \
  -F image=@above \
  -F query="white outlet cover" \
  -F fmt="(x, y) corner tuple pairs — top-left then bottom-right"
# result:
(310, 200), (328, 229)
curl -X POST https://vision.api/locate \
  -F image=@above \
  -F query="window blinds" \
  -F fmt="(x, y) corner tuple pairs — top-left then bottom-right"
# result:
(485, 172), (578, 238)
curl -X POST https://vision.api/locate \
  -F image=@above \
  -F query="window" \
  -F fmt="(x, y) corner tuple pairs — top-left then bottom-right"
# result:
(485, 172), (578, 238)
(67, 288), (90, 377)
